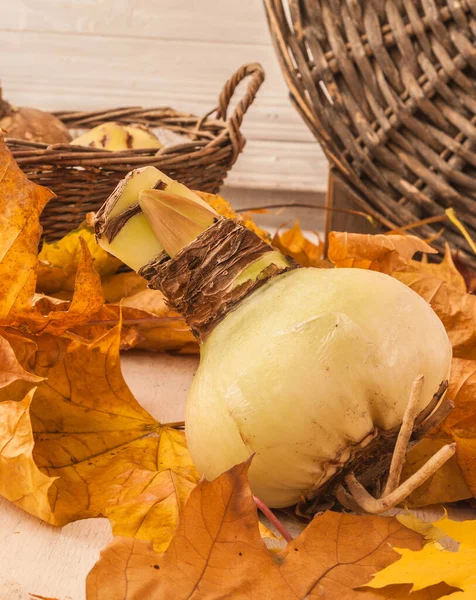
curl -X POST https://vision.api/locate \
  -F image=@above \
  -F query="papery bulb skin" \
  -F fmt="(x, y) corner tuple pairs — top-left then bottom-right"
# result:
(186, 267), (452, 508)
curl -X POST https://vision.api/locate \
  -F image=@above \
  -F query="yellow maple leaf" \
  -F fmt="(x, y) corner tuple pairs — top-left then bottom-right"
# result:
(368, 518), (475, 598)
(27, 238), (104, 336)
(272, 221), (325, 267)
(443, 360), (476, 497)
(396, 513), (448, 544)
(328, 232), (467, 291)
(104, 427), (199, 552)
(1, 321), (199, 551)
(101, 271), (147, 303)
(0, 135), (53, 321)
(403, 435), (472, 507)
(0, 136), (104, 334)
(406, 245), (467, 292)
(37, 221), (121, 297)
(100, 271), (198, 352)
(0, 331), (54, 517)
(72, 302), (197, 354)
(328, 231), (436, 272)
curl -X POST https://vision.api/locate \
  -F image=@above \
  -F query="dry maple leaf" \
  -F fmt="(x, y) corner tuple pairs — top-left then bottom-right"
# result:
(37, 221), (121, 297)
(0, 332), (43, 390)
(368, 517), (475, 598)
(403, 359), (476, 506)
(99, 272), (198, 352)
(406, 246), (467, 293)
(272, 221), (325, 267)
(442, 359), (476, 496)
(0, 135), (54, 322)
(328, 232), (468, 291)
(101, 271), (147, 304)
(328, 232), (436, 273)
(26, 237), (104, 336)
(403, 435), (472, 507)
(0, 136), (104, 334)
(0, 332), (53, 516)
(453, 253), (476, 294)
(72, 303), (197, 353)
(0, 321), (199, 550)
(116, 288), (196, 352)
(86, 459), (432, 600)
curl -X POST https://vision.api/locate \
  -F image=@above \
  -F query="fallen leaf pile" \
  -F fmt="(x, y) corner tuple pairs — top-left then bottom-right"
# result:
(0, 133), (475, 599)
(0, 137), (200, 557)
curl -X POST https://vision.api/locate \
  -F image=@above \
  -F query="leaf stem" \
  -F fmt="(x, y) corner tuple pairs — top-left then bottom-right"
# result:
(237, 203), (374, 225)
(162, 420), (185, 429)
(385, 214), (449, 235)
(253, 495), (293, 542)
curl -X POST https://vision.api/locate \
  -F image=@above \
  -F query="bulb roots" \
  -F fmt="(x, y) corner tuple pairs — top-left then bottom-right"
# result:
(383, 374), (424, 496)
(342, 375), (456, 514)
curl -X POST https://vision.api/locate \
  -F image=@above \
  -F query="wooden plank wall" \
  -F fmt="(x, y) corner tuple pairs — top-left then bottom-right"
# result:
(0, 0), (328, 197)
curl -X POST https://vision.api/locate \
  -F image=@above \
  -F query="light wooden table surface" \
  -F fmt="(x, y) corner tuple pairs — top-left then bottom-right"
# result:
(0, 351), (199, 600)
(2, 352), (474, 600)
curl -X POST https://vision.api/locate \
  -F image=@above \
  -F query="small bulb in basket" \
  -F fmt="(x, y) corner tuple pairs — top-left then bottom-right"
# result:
(71, 122), (163, 151)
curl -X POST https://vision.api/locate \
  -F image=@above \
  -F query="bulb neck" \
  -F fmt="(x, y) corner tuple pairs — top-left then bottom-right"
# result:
(139, 217), (297, 342)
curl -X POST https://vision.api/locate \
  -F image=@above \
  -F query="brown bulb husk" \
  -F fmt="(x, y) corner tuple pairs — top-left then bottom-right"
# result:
(0, 88), (72, 144)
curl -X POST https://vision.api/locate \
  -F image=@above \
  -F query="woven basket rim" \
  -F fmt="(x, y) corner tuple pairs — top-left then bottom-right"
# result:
(7, 62), (265, 166)
(264, 0), (476, 269)
(9, 63), (265, 241)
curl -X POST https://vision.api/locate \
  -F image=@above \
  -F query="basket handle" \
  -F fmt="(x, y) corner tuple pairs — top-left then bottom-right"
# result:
(215, 63), (265, 165)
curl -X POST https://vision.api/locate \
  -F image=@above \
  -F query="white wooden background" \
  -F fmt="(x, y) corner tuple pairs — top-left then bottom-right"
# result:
(0, 6), (328, 598)
(0, 0), (328, 194)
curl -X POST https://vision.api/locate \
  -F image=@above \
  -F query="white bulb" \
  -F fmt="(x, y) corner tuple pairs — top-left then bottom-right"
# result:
(186, 268), (452, 508)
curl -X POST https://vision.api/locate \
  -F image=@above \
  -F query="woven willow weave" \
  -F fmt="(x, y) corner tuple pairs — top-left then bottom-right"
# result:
(265, 0), (476, 267)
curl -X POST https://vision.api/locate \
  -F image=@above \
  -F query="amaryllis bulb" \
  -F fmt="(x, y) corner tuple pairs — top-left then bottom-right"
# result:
(95, 170), (454, 513)
(185, 267), (452, 508)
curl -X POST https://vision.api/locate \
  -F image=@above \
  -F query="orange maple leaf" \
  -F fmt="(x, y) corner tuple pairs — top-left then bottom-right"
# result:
(86, 460), (442, 600)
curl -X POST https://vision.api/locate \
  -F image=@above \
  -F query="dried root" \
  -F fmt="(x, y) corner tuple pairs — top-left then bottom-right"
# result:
(338, 375), (455, 514)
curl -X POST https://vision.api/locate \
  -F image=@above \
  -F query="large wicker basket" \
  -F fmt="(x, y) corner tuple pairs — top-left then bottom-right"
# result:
(7, 63), (264, 241)
(265, 1), (476, 268)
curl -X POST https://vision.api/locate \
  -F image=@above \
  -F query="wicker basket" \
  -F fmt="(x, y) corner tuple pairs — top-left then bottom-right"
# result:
(7, 63), (264, 241)
(265, 1), (476, 268)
